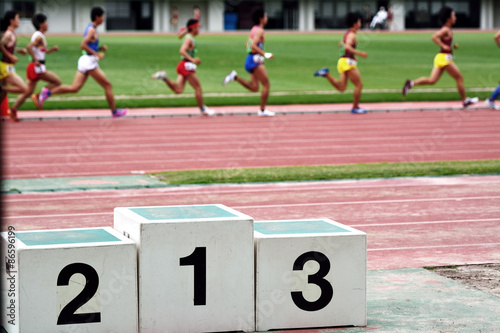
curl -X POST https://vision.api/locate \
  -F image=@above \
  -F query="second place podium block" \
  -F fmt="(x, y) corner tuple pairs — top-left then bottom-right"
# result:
(1, 227), (138, 333)
(114, 204), (255, 332)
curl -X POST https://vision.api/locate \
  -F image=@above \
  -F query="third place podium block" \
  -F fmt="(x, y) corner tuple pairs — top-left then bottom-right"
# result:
(1, 227), (138, 333)
(254, 219), (367, 331)
(114, 204), (255, 332)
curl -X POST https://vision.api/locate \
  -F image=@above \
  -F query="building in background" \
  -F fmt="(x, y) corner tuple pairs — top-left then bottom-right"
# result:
(0, 0), (498, 34)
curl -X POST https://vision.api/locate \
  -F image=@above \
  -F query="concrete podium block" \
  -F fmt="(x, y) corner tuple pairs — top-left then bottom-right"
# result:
(114, 204), (255, 332)
(254, 219), (366, 331)
(1, 227), (138, 333)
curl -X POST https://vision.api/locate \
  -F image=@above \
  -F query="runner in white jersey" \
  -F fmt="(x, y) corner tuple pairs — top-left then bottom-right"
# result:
(36, 7), (127, 118)
(21, 13), (63, 110)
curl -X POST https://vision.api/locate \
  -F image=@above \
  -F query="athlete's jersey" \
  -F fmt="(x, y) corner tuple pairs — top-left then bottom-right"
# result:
(30, 31), (47, 62)
(340, 30), (356, 59)
(182, 33), (197, 59)
(246, 25), (264, 54)
(83, 23), (99, 54)
(1, 28), (17, 63)
(439, 27), (453, 54)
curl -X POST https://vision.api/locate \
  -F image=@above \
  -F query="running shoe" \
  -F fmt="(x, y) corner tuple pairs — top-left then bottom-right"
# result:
(258, 109), (275, 117)
(314, 67), (329, 77)
(463, 97), (479, 108)
(112, 108), (128, 118)
(201, 107), (215, 116)
(484, 98), (500, 110)
(39, 87), (51, 106)
(351, 107), (367, 114)
(222, 70), (237, 85)
(151, 70), (167, 80)
(402, 79), (412, 96)
(31, 93), (42, 110)
(8, 108), (19, 122)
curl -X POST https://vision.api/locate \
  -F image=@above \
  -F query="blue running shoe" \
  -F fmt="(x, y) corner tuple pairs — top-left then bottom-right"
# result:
(314, 67), (329, 77)
(351, 107), (367, 114)
(112, 108), (128, 118)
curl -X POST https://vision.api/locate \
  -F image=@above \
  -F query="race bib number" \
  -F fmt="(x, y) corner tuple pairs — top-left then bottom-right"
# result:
(347, 58), (358, 66)
(6, 64), (15, 74)
(184, 62), (197, 71)
(445, 54), (454, 62)
(253, 54), (265, 64)
(34, 64), (46, 74)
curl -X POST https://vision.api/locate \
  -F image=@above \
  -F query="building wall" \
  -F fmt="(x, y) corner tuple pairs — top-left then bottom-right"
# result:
(3, 0), (500, 34)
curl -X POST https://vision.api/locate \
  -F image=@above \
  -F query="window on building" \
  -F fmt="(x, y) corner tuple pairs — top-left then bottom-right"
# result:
(314, 0), (376, 29)
(1, 1), (35, 19)
(105, 1), (153, 30)
(406, 0), (479, 28)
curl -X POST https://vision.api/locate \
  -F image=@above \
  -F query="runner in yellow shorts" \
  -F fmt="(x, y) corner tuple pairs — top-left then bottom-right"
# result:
(314, 12), (368, 114)
(402, 6), (478, 107)
(0, 10), (29, 121)
(337, 57), (358, 74)
(433, 52), (454, 68)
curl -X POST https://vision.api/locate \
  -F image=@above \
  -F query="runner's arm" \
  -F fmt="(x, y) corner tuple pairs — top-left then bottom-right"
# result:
(0, 33), (18, 63)
(80, 27), (103, 59)
(345, 32), (367, 58)
(179, 36), (200, 64)
(495, 30), (500, 48)
(431, 27), (450, 52)
(251, 28), (268, 57)
(26, 35), (42, 65)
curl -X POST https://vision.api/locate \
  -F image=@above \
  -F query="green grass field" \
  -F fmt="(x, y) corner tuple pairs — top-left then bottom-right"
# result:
(11, 30), (500, 110)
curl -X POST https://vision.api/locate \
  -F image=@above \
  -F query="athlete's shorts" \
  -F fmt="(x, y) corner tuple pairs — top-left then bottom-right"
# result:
(337, 57), (357, 74)
(77, 54), (100, 74)
(245, 53), (264, 73)
(26, 62), (47, 81)
(177, 60), (197, 77)
(0, 61), (16, 80)
(433, 53), (454, 68)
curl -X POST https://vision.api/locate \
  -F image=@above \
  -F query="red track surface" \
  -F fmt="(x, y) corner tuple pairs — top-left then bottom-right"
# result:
(3, 108), (500, 179)
(2, 106), (500, 270)
(3, 177), (500, 270)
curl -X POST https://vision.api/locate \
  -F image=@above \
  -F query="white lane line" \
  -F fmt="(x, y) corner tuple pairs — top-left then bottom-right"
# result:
(352, 218), (500, 228)
(369, 242), (500, 252)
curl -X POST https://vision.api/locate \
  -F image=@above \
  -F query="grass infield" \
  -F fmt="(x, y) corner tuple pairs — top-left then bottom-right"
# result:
(11, 30), (500, 110)
(152, 160), (500, 185)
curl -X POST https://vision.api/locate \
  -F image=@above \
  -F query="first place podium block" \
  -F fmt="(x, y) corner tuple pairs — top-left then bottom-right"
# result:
(254, 219), (367, 331)
(114, 204), (255, 332)
(1, 227), (138, 333)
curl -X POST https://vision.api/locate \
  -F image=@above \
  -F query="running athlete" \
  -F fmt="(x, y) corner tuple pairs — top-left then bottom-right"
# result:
(313, 12), (368, 114)
(222, 8), (275, 117)
(484, 30), (500, 110)
(151, 19), (215, 116)
(402, 6), (478, 108)
(0, 10), (28, 121)
(16, 13), (62, 110)
(37, 7), (127, 118)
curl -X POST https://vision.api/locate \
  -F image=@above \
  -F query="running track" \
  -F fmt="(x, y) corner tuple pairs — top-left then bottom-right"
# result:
(3, 107), (500, 179)
(2, 105), (500, 270)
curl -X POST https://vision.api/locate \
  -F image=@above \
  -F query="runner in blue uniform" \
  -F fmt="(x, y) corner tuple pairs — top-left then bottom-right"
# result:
(222, 8), (275, 117)
(37, 7), (127, 118)
(484, 30), (500, 110)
